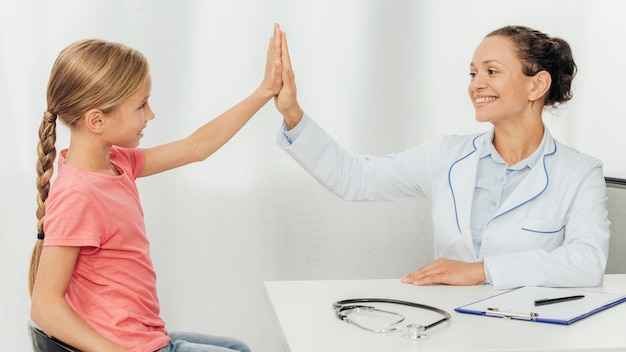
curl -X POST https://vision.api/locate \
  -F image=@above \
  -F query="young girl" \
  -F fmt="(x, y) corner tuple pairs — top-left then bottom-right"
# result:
(29, 24), (285, 352)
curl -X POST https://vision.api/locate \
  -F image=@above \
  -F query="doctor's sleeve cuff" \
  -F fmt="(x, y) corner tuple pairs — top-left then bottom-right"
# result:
(483, 260), (493, 286)
(279, 113), (310, 146)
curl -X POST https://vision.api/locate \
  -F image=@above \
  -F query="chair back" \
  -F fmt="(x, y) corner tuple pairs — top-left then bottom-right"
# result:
(605, 177), (626, 274)
(29, 321), (81, 352)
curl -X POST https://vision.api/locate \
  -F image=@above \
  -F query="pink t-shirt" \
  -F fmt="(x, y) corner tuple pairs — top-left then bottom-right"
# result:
(44, 147), (169, 352)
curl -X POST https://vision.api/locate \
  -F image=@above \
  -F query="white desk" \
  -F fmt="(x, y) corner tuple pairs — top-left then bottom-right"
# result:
(264, 275), (626, 352)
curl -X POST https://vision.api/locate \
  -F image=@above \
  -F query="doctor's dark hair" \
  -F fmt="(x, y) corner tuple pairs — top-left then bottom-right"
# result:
(29, 39), (149, 295)
(486, 25), (577, 107)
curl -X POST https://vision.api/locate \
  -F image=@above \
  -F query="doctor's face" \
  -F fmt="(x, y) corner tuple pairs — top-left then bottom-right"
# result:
(468, 36), (536, 125)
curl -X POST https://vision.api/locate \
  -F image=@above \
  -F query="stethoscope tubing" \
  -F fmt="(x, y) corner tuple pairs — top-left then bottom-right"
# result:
(333, 298), (451, 332)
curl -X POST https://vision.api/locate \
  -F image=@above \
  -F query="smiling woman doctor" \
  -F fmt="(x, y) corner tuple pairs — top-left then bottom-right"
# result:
(273, 25), (610, 289)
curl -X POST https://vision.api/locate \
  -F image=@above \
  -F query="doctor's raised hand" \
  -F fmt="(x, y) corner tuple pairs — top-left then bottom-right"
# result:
(274, 30), (303, 130)
(274, 26), (609, 290)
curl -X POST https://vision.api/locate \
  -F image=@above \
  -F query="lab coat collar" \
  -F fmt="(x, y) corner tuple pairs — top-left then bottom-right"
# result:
(448, 126), (557, 237)
(492, 128), (556, 221)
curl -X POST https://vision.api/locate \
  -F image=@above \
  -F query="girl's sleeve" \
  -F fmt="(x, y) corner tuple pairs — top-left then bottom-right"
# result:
(43, 189), (104, 249)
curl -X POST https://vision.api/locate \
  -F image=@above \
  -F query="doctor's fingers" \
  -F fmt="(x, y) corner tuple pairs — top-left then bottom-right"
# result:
(275, 30), (303, 127)
(427, 260), (486, 286)
(401, 261), (444, 285)
(402, 271), (446, 286)
(263, 24), (284, 95)
(280, 30), (292, 70)
(402, 258), (482, 286)
(280, 31), (297, 97)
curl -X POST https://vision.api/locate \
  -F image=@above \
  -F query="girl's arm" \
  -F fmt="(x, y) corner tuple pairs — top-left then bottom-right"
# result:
(30, 246), (129, 352)
(139, 24), (284, 177)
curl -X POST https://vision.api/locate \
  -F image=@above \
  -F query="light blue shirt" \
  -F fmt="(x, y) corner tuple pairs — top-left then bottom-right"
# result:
(471, 132), (546, 255)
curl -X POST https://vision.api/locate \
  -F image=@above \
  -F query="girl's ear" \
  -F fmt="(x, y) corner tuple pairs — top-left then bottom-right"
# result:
(529, 70), (552, 102)
(83, 109), (105, 133)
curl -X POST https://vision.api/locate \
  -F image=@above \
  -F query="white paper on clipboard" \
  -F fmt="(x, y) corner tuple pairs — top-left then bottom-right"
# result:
(455, 286), (626, 325)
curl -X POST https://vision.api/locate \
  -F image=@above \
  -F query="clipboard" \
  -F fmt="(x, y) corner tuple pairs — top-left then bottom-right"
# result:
(455, 286), (626, 325)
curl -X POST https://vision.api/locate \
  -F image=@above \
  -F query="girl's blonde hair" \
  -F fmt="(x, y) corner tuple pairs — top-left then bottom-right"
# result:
(29, 39), (149, 295)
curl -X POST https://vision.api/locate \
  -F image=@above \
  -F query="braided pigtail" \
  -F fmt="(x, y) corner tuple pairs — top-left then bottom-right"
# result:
(29, 110), (57, 295)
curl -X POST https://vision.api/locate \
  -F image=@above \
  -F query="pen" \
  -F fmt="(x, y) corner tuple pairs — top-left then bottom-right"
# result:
(534, 295), (585, 306)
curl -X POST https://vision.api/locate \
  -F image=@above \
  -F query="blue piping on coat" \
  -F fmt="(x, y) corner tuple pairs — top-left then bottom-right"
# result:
(522, 225), (565, 234)
(448, 134), (481, 233)
(447, 135), (558, 235)
(487, 140), (557, 224)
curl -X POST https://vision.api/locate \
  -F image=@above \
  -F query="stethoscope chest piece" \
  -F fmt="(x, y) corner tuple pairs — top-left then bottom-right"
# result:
(403, 324), (428, 340)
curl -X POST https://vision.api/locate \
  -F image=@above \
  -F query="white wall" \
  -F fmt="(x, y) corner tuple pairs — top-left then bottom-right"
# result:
(1, 0), (625, 351)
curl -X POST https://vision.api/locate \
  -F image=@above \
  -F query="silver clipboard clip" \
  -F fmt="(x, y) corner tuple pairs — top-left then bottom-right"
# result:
(486, 308), (539, 320)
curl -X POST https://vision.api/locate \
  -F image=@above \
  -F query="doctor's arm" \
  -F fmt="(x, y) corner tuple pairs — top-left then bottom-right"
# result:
(275, 31), (431, 201)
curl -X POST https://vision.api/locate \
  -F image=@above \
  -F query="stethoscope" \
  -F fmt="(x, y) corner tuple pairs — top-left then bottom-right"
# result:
(333, 298), (451, 340)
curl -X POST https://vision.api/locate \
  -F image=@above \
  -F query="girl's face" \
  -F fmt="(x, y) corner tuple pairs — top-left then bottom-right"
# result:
(103, 75), (154, 148)
(468, 36), (536, 125)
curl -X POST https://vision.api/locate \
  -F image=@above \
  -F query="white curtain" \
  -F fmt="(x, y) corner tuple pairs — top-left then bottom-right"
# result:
(1, 0), (625, 350)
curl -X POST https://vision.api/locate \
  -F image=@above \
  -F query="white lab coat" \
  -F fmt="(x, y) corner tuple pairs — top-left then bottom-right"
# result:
(278, 115), (610, 289)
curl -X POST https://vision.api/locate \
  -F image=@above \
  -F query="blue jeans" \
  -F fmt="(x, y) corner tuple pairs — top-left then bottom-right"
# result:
(155, 331), (251, 352)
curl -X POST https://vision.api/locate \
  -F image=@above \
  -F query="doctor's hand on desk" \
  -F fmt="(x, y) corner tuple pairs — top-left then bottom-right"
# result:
(401, 258), (486, 286)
